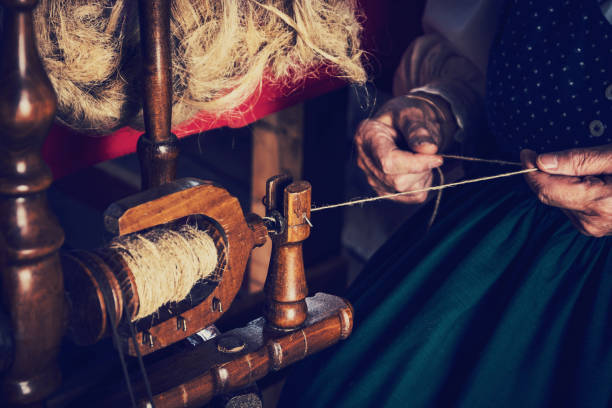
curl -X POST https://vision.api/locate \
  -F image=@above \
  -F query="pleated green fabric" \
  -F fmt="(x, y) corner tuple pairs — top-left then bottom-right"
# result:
(280, 176), (612, 408)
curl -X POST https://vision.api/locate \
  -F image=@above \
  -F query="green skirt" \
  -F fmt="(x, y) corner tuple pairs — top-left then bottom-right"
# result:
(280, 175), (612, 408)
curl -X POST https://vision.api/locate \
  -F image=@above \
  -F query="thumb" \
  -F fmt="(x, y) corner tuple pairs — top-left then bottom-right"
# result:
(536, 145), (612, 176)
(404, 126), (440, 155)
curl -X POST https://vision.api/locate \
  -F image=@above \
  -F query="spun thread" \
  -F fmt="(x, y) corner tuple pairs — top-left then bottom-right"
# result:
(110, 224), (218, 321)
(311, 156), (536, 212)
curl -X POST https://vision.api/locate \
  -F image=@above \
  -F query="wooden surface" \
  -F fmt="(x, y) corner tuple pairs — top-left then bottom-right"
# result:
(64, 179), (267, 356)
(249, 105), (304, 292)
(83, 293), (353, 408)
(0, 0), (65, 404)
(137, 0), (178, 189)
(264, 181), (311, 331)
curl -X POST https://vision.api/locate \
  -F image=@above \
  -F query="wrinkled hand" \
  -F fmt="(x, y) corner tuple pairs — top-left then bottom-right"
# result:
(355, 95), (456, 204)
(521, 144), (612, 237)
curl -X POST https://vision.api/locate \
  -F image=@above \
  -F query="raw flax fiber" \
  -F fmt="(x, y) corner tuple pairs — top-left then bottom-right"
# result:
(32, 0), (366, 133)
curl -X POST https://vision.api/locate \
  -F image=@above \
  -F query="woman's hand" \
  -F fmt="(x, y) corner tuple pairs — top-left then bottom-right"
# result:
(355, 94), (457, 204)
(521, 145), (612, 237)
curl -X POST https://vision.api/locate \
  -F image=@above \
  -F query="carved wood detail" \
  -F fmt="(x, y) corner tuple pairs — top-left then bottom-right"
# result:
(0, 0), (65, 404)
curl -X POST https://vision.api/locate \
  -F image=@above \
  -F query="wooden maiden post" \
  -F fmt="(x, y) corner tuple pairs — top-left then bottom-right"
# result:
(0, 0), (65, 405)
(137, 0), (179, 189)
(264, 178), (311, 331)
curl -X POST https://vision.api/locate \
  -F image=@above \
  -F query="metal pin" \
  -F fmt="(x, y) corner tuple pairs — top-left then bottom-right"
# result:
(177, 316), (187, 332)
(302, 214), (313, 228)
(142, 331), (154, 348)
(212, 297), (223, 313)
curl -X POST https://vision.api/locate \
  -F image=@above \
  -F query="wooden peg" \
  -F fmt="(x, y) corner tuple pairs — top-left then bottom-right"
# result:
(264, 180), (311, 331)
(0, 0), (65, 404)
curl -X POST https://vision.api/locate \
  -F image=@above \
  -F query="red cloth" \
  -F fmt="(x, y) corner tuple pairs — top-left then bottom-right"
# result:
(43, 74), (344, 179)
(42, 0), (425, 179)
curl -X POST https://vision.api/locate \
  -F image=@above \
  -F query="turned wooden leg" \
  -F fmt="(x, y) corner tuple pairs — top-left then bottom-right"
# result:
(0, 0), (65, 404)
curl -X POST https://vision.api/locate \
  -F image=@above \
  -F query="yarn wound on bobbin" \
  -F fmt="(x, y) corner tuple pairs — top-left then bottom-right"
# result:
(109, 224), (218, 321)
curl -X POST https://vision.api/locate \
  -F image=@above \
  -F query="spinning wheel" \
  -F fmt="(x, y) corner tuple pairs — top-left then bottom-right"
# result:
(0, 1), (355, 406)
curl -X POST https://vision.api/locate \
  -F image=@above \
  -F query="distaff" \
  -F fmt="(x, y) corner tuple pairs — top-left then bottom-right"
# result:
(522, 144), (612, 238)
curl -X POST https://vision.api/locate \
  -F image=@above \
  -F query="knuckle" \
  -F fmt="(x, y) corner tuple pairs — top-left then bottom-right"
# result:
(356, 157), (368, 172)
(380, 154), (396, 174)
(356, 120), (380, 144)
(414, 192), (428, 203)
(582, 223), (605, 238)
(537, 190), (551, 205)
(568, 150), (592, 174)
(366, 176), (382, 192)
(592, 203), (612, 220)
(355, 120), (370, 137)
(390, 175), (405, 192)
(567, 150), (582, 169)
(598, 201), (612, 218)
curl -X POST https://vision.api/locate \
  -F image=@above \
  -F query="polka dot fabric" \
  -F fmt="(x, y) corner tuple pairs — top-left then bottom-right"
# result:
(486, 0), (612, 159)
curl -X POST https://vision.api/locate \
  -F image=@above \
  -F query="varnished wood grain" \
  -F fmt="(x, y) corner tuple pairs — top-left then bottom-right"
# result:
(249, 106), (304, 292)
(83, 293), (352, 408)
(65, 179), (268, 356)
(137, 0), (178, 189)
(0, 0), (65, 404)
(264, 180), (311, 331)
(145, 294), (352, 408)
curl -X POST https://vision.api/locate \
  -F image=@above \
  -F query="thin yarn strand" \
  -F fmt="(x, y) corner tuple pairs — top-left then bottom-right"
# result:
(427, 167), (444, 229)
(440, 154), (522, 166)
(311, 168), (537, 212)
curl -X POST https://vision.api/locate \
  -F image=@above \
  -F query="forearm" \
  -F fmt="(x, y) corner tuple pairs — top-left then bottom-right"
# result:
(393, 33), (485, 96)
(393, 34), (485, 146)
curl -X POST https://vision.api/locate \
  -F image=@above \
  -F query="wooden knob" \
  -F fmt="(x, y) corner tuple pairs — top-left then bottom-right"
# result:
(246, 214), (268, 248)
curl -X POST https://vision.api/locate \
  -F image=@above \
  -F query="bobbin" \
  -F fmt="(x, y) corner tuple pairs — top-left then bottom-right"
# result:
(63, 178), (267, 356)
(56, 174), (358, 407)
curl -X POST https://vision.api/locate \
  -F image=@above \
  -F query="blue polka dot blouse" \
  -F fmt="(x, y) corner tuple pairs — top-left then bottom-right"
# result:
(486, 0), (612, 159)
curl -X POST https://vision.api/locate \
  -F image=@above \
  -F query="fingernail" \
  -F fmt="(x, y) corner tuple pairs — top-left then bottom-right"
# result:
(538, 154), (558, 170)
(429, 158), (443, 169)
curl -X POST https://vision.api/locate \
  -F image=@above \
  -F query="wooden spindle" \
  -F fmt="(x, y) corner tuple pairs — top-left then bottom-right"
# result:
(0, 0), (65, 404)
(137, 0), (179, 189)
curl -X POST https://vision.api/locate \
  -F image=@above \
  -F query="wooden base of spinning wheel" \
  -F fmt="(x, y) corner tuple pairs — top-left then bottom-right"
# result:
(79, 293), (352, 408)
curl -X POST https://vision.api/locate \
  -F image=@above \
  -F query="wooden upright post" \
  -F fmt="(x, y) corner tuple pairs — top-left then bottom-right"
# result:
(249, 105), (304, 292)
(137, 0), (179, 189)
(264, 181), (311, 331)
(0, 0), (65, 404)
